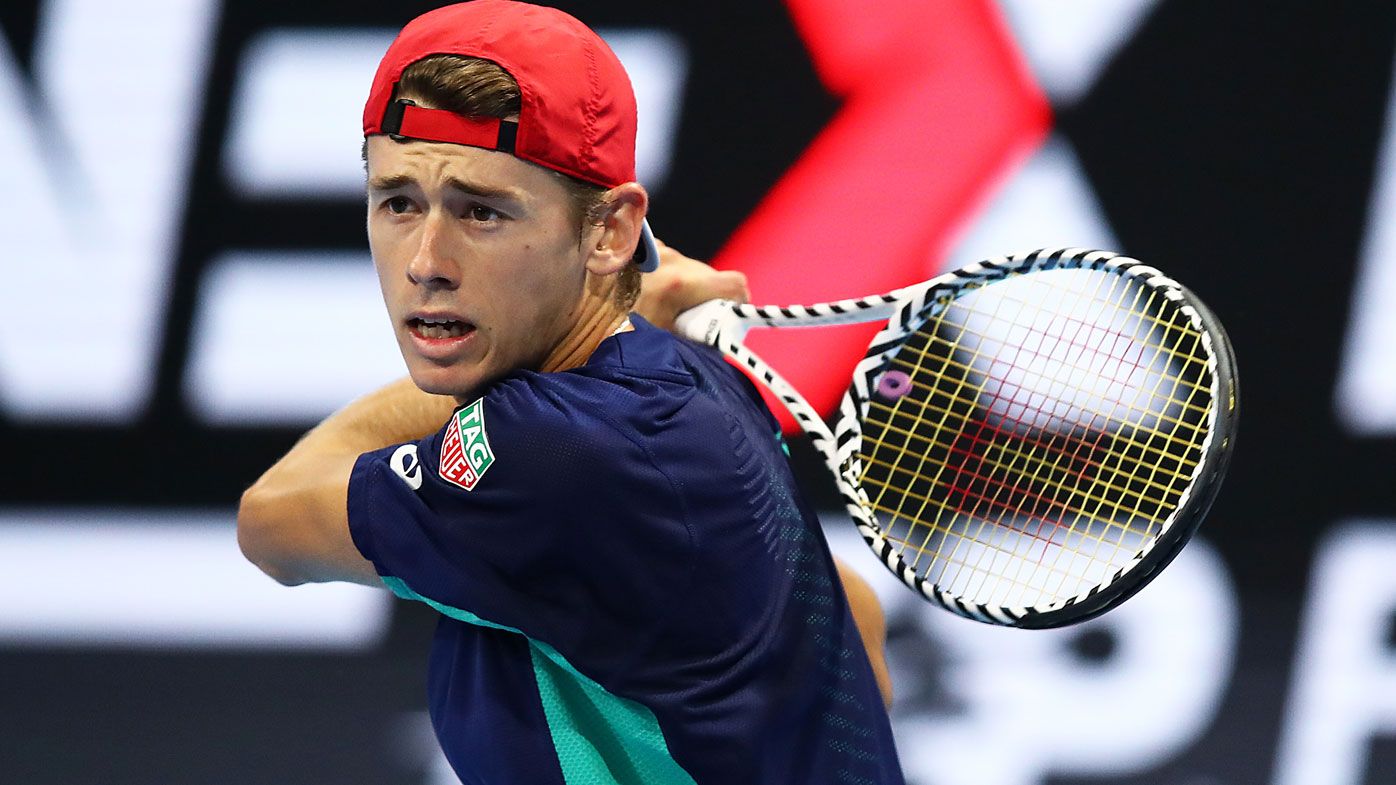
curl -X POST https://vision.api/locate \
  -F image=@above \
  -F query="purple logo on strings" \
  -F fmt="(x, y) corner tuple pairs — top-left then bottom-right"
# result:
(876, 370), (912, 400)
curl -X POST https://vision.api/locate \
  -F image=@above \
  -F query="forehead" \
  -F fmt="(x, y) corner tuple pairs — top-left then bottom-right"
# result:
(364, 135), (569, 204)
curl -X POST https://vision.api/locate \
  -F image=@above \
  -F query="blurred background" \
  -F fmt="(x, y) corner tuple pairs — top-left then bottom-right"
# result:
(2, 1), (1394, 783)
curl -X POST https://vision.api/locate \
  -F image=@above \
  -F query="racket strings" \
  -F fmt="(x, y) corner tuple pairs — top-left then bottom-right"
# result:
(865, 350), (1210, 439)
(905, 276), (1194, 596)
(876, 270), (1172, 530)
(856, 269), (1214, 609)
(864, 337), (1204, 505)
(868, 398), (1141, 598)
(859, 431), (1180, 533)
(886, 278), (1205, 601)
(865, 396), (1199, 498)
(893, 286), (1213, 434)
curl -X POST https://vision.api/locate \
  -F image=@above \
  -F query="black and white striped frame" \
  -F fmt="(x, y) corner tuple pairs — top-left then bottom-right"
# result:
(677, 247), (1239, 628)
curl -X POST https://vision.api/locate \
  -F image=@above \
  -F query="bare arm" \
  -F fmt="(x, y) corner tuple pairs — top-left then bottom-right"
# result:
(241, 241), (737, 589)
(632, 239), (749, 329)
(237, 377), (457, 587)
(836, 556), (894, 708)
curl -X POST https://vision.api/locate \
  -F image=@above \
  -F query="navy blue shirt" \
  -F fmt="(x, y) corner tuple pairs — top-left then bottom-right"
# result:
(348, 317), (903, 784)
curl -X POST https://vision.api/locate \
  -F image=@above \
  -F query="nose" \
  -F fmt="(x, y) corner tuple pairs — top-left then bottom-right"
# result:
(406, 213), (460, 290)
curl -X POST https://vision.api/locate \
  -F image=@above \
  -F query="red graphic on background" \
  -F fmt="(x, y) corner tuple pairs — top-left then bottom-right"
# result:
(713, 0), (1050, 430)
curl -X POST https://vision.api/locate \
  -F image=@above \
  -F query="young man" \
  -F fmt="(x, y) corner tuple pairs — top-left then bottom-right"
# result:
(237, 2), (904, 782)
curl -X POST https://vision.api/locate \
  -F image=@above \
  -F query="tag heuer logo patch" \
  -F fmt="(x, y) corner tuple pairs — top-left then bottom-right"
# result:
(439, 398), (495, 491)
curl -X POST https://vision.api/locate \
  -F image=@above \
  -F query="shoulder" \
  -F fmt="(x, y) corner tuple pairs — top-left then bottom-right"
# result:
(480, 324), (713, 448)
(426, 375), (635, 494)
(350, 369), (696, 557)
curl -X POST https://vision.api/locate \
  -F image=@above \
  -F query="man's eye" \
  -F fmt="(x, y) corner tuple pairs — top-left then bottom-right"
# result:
(385, 196), (412, 214)
(468, 205), (501, 222)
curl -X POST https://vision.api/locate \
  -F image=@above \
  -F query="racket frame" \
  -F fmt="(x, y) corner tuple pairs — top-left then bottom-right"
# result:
(682, 247), (1238, 628)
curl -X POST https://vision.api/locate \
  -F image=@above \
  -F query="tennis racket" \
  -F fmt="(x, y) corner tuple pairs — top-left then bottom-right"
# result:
(675, 247), (1238, 628)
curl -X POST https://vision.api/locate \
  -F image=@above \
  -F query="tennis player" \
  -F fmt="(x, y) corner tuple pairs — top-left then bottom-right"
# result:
(237, 2), (904, 782)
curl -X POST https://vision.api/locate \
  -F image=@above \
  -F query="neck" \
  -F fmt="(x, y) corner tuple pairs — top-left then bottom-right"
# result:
(539, 275), (630, 374)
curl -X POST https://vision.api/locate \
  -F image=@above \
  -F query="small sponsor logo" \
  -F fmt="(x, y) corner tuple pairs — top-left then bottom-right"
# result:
(390, 444), (423, 490)
(876, 370), (913, 401)
(439, 399), (495, 491)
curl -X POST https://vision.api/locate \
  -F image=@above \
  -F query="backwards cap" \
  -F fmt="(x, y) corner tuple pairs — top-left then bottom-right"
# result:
(363, 0), (657, 271)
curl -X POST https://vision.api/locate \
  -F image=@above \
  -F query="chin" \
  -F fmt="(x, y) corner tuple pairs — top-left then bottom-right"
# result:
(405, 363), (481, 400)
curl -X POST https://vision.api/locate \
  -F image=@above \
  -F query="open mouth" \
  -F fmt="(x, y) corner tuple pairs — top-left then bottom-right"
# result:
(408, 317), (474, 340)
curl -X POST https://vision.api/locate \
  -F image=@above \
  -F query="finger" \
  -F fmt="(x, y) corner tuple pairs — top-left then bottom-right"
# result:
(678, 271), (748, 310)
(716, 270), (750, 304)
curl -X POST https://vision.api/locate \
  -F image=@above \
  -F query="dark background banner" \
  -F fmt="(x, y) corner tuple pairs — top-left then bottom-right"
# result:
(2, 2), (1395, 784)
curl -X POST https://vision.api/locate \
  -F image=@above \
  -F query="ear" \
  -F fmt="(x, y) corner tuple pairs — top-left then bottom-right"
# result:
(585, 183), (649, 277)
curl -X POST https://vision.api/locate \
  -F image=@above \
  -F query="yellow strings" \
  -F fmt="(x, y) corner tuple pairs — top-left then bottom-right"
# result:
(858, 269), (1214, 605)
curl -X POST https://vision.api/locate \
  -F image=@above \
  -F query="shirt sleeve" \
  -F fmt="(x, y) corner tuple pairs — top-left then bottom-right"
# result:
(346, 374), (694, 655)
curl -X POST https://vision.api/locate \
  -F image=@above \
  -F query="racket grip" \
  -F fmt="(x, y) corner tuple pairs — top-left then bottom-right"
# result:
(674, 299), (748, 345)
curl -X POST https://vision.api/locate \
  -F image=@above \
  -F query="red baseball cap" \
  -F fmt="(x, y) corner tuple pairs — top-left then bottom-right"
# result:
(363, 0), (658, 271)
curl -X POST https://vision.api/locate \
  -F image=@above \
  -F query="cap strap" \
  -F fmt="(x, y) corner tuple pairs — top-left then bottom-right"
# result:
(382, 98), (518, 153)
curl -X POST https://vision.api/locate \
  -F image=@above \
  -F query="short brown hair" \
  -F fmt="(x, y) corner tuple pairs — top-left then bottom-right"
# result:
(390, 55), (641, 309)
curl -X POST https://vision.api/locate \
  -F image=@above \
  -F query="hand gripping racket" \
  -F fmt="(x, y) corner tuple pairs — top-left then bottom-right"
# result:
(675, 247), (1238, 628)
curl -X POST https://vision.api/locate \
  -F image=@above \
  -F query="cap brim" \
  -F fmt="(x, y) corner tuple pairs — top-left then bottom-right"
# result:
(634, 219), (659, 273)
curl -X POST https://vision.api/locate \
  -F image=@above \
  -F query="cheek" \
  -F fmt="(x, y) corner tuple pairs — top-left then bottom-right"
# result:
(369, 235), (415, 295)
(368, 232), (394, 283)
(487, 248), (569, 300)
(367, 217), (416, 273)
(371, 258), (403, 306)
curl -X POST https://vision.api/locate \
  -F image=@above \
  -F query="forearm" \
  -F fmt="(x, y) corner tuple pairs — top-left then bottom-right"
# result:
(238, 377), (456, 586)
(250, 376), (453, 506)
(835, 556), (893, 709)
(633, 239), (748, 329)
(280, 376), (457, 463)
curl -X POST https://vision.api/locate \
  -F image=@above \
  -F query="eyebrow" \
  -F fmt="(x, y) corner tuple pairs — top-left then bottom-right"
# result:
(366, 173), (414, 192)
(366, 173), (522, 203)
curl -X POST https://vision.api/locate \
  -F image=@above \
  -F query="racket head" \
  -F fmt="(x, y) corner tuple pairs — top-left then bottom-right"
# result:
(838, 248), (1238, 628)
